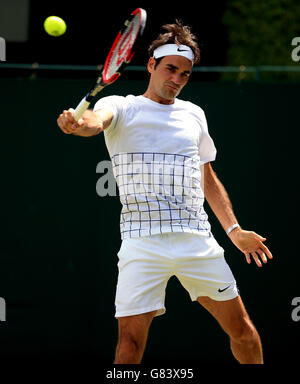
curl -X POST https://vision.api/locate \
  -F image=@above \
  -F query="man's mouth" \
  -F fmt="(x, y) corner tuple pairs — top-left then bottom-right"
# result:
(165, 83), (179, 91)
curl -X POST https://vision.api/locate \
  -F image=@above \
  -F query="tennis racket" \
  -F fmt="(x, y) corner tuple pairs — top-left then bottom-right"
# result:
(74, 7), (147, 121)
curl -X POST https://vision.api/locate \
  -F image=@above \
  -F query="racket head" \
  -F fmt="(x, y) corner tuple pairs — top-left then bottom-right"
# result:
(102, 8), (147, 84)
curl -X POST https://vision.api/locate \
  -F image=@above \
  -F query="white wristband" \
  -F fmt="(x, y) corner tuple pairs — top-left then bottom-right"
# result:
(226, 223), (240, 236)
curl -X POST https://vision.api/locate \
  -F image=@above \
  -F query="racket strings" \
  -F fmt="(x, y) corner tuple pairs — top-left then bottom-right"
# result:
(104, 14), (142, 80)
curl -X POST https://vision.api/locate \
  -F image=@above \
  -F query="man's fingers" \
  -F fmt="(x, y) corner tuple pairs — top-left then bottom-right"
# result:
(57, 109), (81, 134)
(245, 251), (267, 267)
(254, 232), (273, 261)
(57, 115), (70, 133)
(245, 249), (272, 267)
(61, 115), (74, 133)
(72, 118), (84, 130)
(244, 252), (251, 264)
(253, 231), (267, 241)
(251, 252), (262, 267)
(66, 109), (75, 121)
(259, 243), (273, 260)
(257, 249), (268, 264)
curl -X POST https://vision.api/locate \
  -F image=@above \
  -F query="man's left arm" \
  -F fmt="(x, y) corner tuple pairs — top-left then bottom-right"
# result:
(203, 162), (273, 267)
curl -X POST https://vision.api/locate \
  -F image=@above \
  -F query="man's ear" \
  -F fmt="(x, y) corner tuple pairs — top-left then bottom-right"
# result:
(147, 57), (156, 74)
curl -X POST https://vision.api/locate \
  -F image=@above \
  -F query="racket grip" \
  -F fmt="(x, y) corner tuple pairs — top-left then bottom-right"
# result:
(74, 98), (90, 121)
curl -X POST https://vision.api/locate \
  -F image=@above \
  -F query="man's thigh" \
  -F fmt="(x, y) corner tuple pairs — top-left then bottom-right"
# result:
(197, 295), (254, 337)
(117, 311), (157, 343)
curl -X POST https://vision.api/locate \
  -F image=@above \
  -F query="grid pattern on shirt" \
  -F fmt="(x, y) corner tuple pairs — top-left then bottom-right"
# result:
(111, 152), (211, 239)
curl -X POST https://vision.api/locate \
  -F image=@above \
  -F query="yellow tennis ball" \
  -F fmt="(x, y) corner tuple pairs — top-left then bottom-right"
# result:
(44, 16), (67, 37)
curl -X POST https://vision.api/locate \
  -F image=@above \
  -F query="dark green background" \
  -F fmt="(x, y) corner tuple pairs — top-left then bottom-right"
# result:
(0, 76), (298, 367)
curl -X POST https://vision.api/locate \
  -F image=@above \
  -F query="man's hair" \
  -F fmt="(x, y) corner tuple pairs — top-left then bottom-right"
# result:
(148, 20), (200, 65)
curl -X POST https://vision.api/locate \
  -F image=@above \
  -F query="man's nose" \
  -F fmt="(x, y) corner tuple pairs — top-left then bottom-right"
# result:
(170, 73), (183, 85)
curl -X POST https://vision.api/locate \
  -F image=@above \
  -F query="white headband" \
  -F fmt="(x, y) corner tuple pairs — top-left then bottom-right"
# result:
(153, 44), (194, 63)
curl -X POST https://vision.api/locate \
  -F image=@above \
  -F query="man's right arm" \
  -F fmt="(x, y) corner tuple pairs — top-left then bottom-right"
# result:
(57, 108), (114, 137)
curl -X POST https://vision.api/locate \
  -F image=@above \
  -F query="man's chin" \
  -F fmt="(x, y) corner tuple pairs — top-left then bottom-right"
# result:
(162, 89), (181, 101)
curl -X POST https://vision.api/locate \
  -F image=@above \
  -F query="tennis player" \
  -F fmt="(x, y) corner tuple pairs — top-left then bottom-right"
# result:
(57, 21), (273, 364)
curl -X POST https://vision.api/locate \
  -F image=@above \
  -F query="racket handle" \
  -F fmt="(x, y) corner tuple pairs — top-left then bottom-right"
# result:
(74, 97), (90, 121)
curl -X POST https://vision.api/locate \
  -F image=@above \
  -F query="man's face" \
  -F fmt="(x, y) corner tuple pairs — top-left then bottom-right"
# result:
(147, 55), (193, 104)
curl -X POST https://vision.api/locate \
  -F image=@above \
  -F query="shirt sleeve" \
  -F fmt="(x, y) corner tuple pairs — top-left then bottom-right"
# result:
(93, 95), (125, 135)
(198, 110), (217, 165)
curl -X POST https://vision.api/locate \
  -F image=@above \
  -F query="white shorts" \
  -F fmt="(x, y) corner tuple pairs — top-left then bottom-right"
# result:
(115, 232), (239, 318)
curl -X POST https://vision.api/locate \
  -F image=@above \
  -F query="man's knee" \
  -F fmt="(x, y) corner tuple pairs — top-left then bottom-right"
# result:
(118, 331), (141, 353)
(228, 316), (259, 344)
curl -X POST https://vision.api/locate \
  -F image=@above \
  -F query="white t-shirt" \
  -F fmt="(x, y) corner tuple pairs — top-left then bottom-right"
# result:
(94, 95), (217, 239)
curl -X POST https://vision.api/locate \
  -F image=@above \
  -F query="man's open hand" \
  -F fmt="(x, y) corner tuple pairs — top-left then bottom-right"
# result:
(229, 229), (273, 267)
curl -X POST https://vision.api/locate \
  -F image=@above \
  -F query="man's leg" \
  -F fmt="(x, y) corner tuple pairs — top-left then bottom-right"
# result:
(197, 295), (263, 364)
(114, 310), (157, 364)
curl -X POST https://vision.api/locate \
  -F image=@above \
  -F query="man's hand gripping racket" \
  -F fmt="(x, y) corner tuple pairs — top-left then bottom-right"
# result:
(74, 8), (147, 121)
